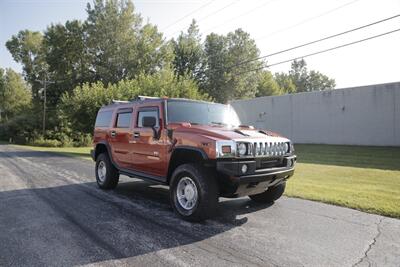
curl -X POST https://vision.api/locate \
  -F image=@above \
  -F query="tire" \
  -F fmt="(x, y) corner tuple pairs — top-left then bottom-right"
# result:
(95, 153), (119, 189)
(170, 163), (219, 222)
(249, 182), (286, 203)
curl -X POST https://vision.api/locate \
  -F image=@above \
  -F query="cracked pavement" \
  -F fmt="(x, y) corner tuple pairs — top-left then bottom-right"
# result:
(0, 144), (399, 266)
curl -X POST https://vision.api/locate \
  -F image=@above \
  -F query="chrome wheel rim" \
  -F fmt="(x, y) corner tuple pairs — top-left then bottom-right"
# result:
(97, 161), (106, 182)
(176, 177), (198, 210)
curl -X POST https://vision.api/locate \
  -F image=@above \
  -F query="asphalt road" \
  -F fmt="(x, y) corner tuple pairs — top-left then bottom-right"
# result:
(0, 144), (399, 267)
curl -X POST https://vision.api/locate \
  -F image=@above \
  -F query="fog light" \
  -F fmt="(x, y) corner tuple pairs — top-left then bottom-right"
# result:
(287, 159), (293, 167)
(241, 164), (248, 174)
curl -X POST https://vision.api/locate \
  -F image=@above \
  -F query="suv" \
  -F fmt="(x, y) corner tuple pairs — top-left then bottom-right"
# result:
(91, 97), (296, 221)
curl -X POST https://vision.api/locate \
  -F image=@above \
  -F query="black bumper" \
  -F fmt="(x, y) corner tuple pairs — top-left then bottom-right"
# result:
(216, 155), (296, 184)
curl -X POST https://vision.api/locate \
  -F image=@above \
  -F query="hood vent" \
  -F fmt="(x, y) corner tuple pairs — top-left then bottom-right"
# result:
(234, 129), (250, 136)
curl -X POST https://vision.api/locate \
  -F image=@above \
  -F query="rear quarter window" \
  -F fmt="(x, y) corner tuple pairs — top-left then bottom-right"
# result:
(95, 110), (113, 127)
(116, 112), (132, 128)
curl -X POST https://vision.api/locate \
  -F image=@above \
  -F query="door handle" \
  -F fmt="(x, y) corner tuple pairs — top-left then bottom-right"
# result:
(133, 132), (140, 138)
(111, 131), (116, 137)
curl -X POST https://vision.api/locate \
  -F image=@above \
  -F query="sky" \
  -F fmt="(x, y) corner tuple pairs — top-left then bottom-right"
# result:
(0, 0), (399, 88)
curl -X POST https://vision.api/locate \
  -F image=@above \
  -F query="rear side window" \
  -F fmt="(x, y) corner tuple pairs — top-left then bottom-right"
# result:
(95, 111), (113, 127)
(116, 112), (132, 128)
(137, 109), (159, 128)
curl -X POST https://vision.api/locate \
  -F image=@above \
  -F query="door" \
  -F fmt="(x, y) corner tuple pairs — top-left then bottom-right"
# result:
(109, 108), (134, 169)
(130, 105), (168, 178)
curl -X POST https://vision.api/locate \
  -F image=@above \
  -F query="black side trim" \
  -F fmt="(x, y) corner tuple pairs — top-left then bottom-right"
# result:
(172, 146), (208, 159)
(118, 168), (167, 184)
(95, 141), (166, 184)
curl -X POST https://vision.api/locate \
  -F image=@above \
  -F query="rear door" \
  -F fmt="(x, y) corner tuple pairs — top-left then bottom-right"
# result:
(130, 104), (168, 179)
(109, 107), (134, 169)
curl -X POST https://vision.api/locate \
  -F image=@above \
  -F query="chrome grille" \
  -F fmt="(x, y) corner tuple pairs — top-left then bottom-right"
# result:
(253, 141), (288, 157)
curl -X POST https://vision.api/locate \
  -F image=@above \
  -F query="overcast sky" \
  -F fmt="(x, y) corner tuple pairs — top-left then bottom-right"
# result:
(0, 0), (399, 88)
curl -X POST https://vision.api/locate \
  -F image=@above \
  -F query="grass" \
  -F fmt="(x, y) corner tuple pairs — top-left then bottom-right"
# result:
(11, 144), (92, 160)
(5, 142), (400, 218)
(285, 144), (400, 219)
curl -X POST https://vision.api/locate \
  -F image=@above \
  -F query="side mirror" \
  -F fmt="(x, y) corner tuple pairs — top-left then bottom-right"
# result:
(142, 116), (159, 139)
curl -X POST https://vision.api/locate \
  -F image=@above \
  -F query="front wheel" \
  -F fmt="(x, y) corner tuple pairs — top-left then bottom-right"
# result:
(249, 182), (286, 203)
(170, 163), (218, 222)
(95, 153), (119, 189)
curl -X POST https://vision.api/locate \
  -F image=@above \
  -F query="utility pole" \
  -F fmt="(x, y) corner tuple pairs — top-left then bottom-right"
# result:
(36, 76), (54, 137)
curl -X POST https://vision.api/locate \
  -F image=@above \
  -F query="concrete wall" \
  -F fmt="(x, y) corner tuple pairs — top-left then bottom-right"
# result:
(231, 82), (400, 146)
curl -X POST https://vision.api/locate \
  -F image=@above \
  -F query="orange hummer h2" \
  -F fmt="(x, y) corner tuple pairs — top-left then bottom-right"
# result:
(91, 96), (296, 221)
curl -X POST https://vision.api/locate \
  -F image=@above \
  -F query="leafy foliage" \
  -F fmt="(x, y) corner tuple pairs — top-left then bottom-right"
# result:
(256, 71), (283, 97)
(200, 29), (263, 103)
(172, 19), (203, 80)
(59, 67), (209, 134)
(6, 30), (47, 101)
(2, 0), (336, 146)
(0, 68), (32, 120)
(277, 59), (336, 93)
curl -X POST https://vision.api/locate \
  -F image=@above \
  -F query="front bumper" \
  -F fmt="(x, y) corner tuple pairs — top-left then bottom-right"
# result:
(216, 155), (296, 197)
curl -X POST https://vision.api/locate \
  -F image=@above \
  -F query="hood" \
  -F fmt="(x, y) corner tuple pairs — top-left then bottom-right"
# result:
(169, 123), (287, 141)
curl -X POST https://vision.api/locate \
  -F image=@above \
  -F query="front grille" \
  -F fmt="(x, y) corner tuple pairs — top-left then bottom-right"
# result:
(253, 141), (288, 157)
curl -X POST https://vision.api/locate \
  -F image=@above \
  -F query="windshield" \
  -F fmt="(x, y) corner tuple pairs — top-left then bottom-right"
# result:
(167, 100), (241, 127)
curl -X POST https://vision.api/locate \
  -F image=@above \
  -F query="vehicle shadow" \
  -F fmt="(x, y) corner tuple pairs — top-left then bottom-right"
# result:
(0, 179), (272, 266)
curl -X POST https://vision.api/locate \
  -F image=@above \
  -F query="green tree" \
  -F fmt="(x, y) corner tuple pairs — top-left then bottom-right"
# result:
(85, 0), (169, 84)
(201, 29), (263, 103)
(307, 70), (336, 91)
(256, 71), (282, 97)
(0, 68), (32, 121)
(288, 59), (335, 92)
(201, 33), (228, 102)
(274, 72), (296, 94)
(44, 20), (93, 106)
(6, 30), (47, 100)
(172, 19), (203, 80)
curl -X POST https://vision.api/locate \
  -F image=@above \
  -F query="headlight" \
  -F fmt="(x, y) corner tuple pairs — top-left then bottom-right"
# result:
(284, 142), (289, 153)
(237, 142), (248, 156)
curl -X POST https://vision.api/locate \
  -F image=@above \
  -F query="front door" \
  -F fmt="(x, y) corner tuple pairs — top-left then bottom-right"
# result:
(130, 105), (168, 179)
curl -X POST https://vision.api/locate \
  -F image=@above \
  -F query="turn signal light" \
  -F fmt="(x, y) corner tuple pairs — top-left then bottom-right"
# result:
(222, 146), (231, 154)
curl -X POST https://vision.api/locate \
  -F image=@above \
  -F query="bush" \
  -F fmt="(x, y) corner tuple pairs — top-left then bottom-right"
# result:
(0, 112), (41, 144)
(29, 136), (62, 147)
(73, 133), (92, 147)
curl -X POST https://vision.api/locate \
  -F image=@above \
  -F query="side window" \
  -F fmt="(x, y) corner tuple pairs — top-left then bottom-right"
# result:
(137, 109), (159, 128)
(116, 112), (132, 128)
(95, 110), (113, 127)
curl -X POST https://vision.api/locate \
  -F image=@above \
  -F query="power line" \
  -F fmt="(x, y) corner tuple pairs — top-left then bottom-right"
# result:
(162, 0), (214, 31)
(234, 28), (400, 76)
(255, 0), (361, 42)
(170, 0), (239, 36)
(230, 14), (400, 69)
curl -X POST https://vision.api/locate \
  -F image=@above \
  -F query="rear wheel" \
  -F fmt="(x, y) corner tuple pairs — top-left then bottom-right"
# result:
(170, 163), (218, 222)
(249, 182), (286, 203)
(95, 153), (119, 189)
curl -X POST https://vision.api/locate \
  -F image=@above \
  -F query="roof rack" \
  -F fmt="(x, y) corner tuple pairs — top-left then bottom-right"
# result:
(111, 100), (130, 104)
(138, 95), (164, 100)
(130, 95), (165, 101)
